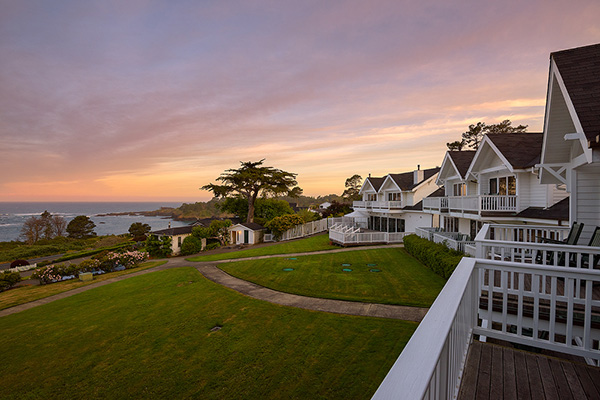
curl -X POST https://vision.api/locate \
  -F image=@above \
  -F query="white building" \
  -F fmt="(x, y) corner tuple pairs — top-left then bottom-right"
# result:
(353, 166), (441, 234)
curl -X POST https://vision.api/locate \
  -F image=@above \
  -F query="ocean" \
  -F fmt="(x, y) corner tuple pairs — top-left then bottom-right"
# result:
(0, 202), (191, 242)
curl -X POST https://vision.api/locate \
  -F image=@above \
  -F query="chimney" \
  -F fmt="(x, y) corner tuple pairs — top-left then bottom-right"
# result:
(414, 165), (424, 184)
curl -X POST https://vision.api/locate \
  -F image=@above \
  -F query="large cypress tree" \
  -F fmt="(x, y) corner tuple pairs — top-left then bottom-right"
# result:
(201, 160), (302, 224)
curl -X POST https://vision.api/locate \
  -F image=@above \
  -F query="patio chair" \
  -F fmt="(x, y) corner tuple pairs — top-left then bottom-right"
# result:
(535, 222), (584, 266)
(579, 227), (600, 269)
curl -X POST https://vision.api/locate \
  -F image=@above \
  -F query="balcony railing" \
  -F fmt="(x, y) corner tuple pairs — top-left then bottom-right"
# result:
(415, 227), (443, 241)
(473, 224), (600, 268)
(432, 231), (475, 254)
(329, 226), (408, 245)
(422, 195), (519, 214)
(373, 256), (600, 399)
(353, 200), (403, 211)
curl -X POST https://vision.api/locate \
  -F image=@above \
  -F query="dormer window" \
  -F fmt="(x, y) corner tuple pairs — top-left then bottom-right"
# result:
(388, 192), (401, 201)
(489, 176), (516, 195)
(453, 183), (466, 196)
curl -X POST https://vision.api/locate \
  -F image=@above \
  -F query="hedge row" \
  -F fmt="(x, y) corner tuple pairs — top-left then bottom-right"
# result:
(402, 234), (465, 279)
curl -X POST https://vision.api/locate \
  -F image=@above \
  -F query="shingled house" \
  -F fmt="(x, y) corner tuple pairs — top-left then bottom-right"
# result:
(374, 43), (600, 400)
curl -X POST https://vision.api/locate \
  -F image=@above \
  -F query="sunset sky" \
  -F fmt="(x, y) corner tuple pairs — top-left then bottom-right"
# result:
(1, 0), (600, 202)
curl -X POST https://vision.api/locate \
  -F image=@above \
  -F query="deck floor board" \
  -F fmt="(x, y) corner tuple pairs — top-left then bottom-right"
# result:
(458, 341), (600, 399)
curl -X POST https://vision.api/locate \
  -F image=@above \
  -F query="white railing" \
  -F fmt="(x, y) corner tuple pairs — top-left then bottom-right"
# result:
(476, 261), (600, 364)
(423, 195), (519, 214)
(373, 258), (479, 400)
(415, 227), (442, 241)
(422, 197), (446, 211)
(474, 224), (600, 268)
(447, 196), (479, 212)
(329, 227), (408, 245)
(432, 231), (475, 253)
(278, 219), (331, 241)
(353, 201), (403, 211)
(373, 257), (600, 399)
(480, 195), (518, 212)
(272, 216), (368, 242)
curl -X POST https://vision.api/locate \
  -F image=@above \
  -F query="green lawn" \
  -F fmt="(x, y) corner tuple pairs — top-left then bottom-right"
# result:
(186, 233), (338, 262)
(220, 248), (446, 307)
(0, 261), (166, 311)
(0, 267), (417, 399)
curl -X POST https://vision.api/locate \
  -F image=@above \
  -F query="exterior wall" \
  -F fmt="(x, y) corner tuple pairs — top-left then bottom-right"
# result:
(404, 212), (433, 233)
(550, 184), (569, 205)
(413, 178), (439, 204)
(574, 164), (600, 243)
(231, 228), (264, 245)
(170, 233), (191, 255)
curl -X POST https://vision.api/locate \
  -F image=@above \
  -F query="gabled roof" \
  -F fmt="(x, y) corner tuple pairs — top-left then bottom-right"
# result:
(551, 43), (600, 145)
(232, 222), (265, 231)
(485, 133), (543, 169)
(363, 176), (385, 192)
(388, 167), (439, 191)
(153, 225), (194, 236)
(447, 151), (476, 178)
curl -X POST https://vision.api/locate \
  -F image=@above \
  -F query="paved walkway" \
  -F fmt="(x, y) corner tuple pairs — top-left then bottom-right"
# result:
(0, 245), (429, 322)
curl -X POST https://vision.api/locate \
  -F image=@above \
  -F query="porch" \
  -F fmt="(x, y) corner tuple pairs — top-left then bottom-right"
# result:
(329, 224), (407, 246)
(353, 200), (403, 212)
(423, 195), (519, 215)
(415, 227), (475, 255)
(372, 224), (600, 399)
(458, 340), (600, 399)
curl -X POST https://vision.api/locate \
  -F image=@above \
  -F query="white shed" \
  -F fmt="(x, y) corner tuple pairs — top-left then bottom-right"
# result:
(229, 222), (266, 245)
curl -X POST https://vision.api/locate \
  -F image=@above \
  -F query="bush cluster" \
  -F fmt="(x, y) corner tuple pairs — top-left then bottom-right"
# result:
(31, 250), (148, 285)
(0, 271), (22, 292)
(402, 234), (464, 279)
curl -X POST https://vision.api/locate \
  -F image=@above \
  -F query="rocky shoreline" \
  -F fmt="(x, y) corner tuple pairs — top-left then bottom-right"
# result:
(96, 207), (195, 222)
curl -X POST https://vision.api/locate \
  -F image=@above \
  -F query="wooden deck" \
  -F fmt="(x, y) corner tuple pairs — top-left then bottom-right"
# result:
(458, 340), (600, 399)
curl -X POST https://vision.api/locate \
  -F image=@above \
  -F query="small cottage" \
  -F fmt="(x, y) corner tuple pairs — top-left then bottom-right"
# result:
(229, 222), (266, 245)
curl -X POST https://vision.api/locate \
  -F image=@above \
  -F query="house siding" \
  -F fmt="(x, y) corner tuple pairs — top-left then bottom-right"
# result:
(575, 164), (600, 243)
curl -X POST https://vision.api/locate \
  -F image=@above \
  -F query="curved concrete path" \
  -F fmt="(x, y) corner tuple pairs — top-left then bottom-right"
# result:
(0, 245), (429, 322)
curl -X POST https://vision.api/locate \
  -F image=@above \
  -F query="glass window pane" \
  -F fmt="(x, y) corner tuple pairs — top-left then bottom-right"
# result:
(508, 176), (516, 195)
(499, 177), (507, 195)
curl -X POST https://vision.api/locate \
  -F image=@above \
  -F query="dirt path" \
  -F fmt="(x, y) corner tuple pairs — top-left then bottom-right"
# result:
(0, 245), (429, 322)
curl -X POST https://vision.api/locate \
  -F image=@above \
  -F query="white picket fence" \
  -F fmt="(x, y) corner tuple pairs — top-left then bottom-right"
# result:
(5, 263), (38, 273)
(264, 217), (355, 242)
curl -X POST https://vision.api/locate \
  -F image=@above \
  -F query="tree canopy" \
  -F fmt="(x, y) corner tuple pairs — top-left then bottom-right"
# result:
(66, 216), (96, 239)
(446, 120), (528, 151)
(201, 160), (302, 223)
(217, 197), (293, 225)
(342, 174), (362, 201)
(129, 222), (151, 242)
(20, 211), (68, 244)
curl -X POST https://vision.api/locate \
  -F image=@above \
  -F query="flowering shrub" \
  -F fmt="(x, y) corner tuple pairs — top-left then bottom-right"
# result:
(30, 251), (148, 285)
(32, 265), (63, 285)
(77, 259), (101, 273)
(117, 250), (148, 268)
